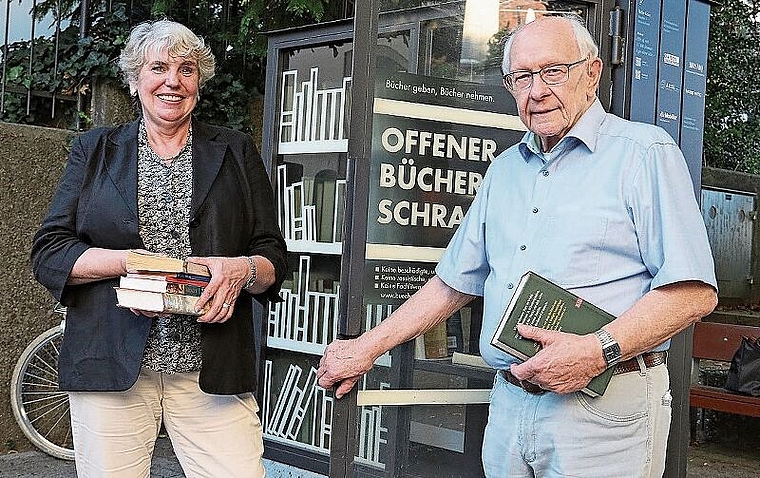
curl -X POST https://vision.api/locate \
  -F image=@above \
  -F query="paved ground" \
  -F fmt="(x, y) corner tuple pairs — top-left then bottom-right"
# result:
(1, 436), (758, 477)
(686, 443), (760, 478)
(0, 436), (180, 477)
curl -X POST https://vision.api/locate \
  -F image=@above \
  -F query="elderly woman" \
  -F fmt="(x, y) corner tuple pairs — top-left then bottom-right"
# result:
(30, 20), (286, 477)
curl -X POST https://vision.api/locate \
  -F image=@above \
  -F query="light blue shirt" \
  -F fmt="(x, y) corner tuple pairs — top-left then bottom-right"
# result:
(435, 100), (717, 369)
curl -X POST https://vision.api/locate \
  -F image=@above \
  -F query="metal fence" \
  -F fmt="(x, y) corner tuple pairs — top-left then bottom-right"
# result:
(0, 0), (85, 129)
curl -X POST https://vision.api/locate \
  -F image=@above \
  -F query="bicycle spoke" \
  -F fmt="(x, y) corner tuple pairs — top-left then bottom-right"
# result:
(12, 321), (74, 459)
(21, 373), (59, 388)
(31, 403), (70, 434)
(26, 350), (60, 377)
(23, 391), (69, 409)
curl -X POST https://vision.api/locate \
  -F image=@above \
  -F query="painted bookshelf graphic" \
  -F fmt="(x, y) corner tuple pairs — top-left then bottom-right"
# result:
(262, 360), (388, 468)
(268, 255), (340, 355)
(267, 255), (393, 367)
(279, 67), (351, 154)
(276, 164), (346, 254)
(365, 303), (394, 368)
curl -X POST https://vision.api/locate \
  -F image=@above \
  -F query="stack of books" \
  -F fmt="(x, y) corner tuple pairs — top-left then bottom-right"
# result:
(114, 251), (211, 316)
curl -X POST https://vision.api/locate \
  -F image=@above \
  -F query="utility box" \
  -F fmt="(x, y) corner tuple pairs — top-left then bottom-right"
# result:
(702, 188), (755, 300)
(702, 166), (760, 306)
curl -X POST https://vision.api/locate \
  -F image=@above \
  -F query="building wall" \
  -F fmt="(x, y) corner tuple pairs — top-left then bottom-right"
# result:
(0, 121), (74, 453)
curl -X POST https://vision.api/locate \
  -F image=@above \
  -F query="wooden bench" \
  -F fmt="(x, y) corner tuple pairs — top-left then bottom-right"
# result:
(690, 321), (760, 440)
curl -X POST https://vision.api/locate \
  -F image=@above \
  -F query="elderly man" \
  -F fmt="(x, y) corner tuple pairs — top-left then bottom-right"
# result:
(318, 15), (717, 477)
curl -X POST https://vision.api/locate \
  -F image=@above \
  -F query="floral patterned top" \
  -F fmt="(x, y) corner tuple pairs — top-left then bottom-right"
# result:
(137, 120), (202, 373)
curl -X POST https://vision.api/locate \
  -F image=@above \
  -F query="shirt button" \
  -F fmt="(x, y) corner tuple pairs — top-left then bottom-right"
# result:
(507, 283), (514, 289)
(520, 245), (526, 250)
(542, 170), (549, 177)
(532, 207), (539, 213)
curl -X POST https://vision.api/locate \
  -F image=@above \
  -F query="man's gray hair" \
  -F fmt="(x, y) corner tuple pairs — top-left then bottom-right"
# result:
(501, 14), (599, 74)
(119, 19), (216, 89)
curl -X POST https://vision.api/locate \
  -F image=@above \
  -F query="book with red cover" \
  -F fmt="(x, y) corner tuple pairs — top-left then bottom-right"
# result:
(120, 274), (205, 296)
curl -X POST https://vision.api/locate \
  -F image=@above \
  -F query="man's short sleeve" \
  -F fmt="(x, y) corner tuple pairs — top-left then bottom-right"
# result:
(435, 170), (494, 296)
(629, 140), (717, 291)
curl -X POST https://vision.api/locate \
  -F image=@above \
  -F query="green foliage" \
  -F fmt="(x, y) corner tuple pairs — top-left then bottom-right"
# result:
(704, 0), (760, 172)
(0, 0), (347, 131)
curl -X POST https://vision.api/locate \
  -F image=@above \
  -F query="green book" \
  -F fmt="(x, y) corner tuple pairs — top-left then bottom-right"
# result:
(490, 271), (616, 397)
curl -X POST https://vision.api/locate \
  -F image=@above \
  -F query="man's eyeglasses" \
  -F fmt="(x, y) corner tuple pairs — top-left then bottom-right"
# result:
(503, 58), (588, 91)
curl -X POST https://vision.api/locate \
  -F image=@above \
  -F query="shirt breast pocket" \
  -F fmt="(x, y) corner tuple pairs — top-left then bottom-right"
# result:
(538, 215), (609, 287)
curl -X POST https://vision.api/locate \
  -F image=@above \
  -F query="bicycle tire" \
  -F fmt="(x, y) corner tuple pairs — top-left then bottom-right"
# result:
(10, 324), (74, 460)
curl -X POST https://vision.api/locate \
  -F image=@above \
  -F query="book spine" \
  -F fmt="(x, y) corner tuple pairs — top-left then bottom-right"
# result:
(166, 276), (209, 288)
(446, 312), (464, 355)
(162, 293), (204, 316)
(183, 261), (211, 277)
(174, 272), (211, 283)
(164, 283), (204, 296)
(423, 322), (449, 359)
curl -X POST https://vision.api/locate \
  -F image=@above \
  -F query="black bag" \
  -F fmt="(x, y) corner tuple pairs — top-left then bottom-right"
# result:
(724, 335), (760, 397)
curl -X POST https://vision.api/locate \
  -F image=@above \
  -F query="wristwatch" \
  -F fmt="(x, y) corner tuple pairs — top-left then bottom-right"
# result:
(594, 328), (622, 368)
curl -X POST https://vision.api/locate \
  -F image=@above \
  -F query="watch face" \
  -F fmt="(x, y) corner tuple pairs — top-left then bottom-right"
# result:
(604, 343), (622, 365)
(595, 329), (621, 365)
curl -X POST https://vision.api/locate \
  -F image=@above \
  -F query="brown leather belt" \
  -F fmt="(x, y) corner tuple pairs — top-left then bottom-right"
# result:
(499, 351), (667, 395)
(500, 369), (546, 394)
(612, 351), (667, 375)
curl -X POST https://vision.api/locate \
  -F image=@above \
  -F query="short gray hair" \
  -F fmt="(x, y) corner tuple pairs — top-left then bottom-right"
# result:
(119, 20), (216, 89)
(501, 14), (599, 74)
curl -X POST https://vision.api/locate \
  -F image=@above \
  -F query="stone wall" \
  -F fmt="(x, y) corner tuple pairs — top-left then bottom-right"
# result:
(0, 122), (75, 453)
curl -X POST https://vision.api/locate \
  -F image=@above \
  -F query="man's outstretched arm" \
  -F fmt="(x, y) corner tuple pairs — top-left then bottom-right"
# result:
(317, 275), (475, 398)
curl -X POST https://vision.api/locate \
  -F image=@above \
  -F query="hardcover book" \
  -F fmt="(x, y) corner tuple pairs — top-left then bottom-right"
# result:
(114, 288), (209, 316)
(490, 271), (615, 397)
(125, 250), (210, 277)
(120, 273), (207, 296)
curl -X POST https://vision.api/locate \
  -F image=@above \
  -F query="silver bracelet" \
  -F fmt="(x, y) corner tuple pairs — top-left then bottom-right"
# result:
(243, 256), (257, 290)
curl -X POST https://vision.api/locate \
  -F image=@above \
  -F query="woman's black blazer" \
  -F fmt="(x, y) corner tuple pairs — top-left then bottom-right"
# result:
(31, 119), (287, 395)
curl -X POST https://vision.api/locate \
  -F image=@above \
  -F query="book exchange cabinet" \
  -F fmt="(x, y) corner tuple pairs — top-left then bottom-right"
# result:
(255, 1), (711, 477)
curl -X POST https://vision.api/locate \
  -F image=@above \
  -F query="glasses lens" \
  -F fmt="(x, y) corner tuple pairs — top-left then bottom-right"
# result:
(508, 72), (533, 90)
(540, 65), (569, 85)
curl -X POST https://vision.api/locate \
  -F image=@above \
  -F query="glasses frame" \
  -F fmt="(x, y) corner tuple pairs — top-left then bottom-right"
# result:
(503, 57), (589, 91)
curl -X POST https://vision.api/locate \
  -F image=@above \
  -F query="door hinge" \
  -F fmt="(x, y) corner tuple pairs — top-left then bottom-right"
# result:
(609, 6), (625, 66)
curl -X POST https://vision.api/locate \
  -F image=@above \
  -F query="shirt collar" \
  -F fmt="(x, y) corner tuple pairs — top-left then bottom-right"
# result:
(518, 98), (606, 161)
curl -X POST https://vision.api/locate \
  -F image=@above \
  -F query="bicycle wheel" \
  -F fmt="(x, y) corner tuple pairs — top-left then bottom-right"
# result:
(10, 324), (74, 460)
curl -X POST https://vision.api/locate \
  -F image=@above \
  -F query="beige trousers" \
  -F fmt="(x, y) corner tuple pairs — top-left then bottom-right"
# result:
(68, 368), (266, 478)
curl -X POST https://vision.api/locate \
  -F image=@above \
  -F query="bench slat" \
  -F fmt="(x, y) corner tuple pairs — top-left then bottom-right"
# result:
(692, 321), (760, 362)
(690, 385), (760, 417)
